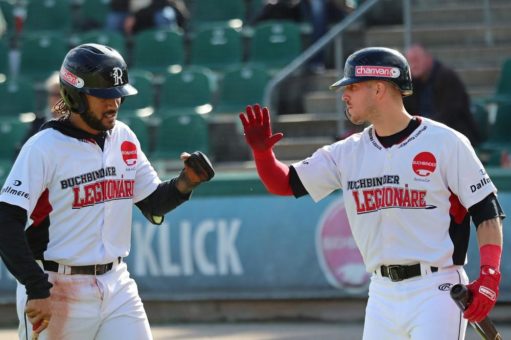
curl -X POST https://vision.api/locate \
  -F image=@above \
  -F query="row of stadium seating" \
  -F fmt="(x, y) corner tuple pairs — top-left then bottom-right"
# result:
(0, 0), (265, 34)
(0, 111), (210, 162)
(0, 63), (271, 117)
(0, 22), (304, 81)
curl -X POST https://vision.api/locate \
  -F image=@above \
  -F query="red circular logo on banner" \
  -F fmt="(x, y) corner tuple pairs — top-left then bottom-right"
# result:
(412, 152), (437, 177)
(316, 199), (369, 291)
(121, 141), (138, 166)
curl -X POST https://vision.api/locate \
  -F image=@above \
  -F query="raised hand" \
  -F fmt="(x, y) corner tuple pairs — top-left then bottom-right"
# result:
(239, 104), (283, 152)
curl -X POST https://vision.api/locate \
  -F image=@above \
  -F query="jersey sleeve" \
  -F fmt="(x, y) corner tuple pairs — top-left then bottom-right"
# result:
(292, 144), (342, 202)
(446, 134), (496, 209)
(133, 146), (160, 204)
(0, 140), (48, 218)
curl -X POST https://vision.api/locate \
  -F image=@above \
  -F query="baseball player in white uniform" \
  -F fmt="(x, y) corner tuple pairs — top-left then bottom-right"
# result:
(0, 44), (214, 340)
(239, 47), (504, 339)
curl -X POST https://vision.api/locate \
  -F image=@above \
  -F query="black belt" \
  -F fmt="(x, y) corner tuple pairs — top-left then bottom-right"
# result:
(379, 264), (438, 282)
(41, 257), (122, 275)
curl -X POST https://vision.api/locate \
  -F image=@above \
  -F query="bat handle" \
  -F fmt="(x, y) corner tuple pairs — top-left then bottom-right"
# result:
(450, 284), (502, 340)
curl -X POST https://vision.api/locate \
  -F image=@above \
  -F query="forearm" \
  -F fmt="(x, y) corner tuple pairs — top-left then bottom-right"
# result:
(135, 179), (190, 225)
(253, 149), (292, 196)
(0, 203), (52, 300)
(476, 217), (503, 247)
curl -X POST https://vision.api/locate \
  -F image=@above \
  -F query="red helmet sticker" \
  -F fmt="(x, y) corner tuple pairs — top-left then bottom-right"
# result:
(121, 141), (137, 166)
(60, 67), (84, 88)
(316, 199), (369, 291)
(355, 65), (400, 78)
(412, 152), (437, 177)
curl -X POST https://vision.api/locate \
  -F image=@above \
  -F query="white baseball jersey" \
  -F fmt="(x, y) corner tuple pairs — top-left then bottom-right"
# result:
(0, 120), (160, 266)
(293, 118), (496, 273)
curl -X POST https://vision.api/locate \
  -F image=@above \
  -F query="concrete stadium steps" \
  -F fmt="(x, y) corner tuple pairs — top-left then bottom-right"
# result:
(411, 0), (510, 7)
(365, 24), (511, 47)
(273, 113), (340, 138)
(273, 137), (334, 160)
(424, 46), (511, 68)
(411, 3), (511, 25)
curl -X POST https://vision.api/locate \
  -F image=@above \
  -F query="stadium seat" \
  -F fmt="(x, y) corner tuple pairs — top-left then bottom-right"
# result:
(122, 70), (155, 111)
(0, 157), (13, 187)
(189, 0), (245, 31)
(0, 118), (29, 160)
(152, 112), (209, 160)
(248, 20), (302, 69)
(0, 77), (36, 115)
(476, 103), (511, 166)
(132, 29), (184, 74)
(76, 0), (110, 31)
(189, 26), (243, 71)
(0, 0), (14, 35)
(24, 0), (72, 32)
(159, 67), (215, 114)
(214, 64), (270, 114)
(78, 30), (125, 55)
(20, 32), (68, 80)
(0, 38), (8, 76)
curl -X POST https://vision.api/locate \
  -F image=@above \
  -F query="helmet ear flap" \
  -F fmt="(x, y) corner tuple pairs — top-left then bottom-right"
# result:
(61, 85), (88, 114)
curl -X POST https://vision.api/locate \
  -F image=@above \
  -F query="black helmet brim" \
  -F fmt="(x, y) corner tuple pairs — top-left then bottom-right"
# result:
(86, 83), (138, 99)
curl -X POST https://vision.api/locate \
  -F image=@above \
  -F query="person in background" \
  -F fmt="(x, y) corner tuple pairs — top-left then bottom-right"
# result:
(404, 43), (481, 146)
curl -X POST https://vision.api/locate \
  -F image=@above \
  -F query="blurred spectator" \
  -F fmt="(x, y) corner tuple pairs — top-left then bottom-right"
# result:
(404, 44), (481, 146)
(250, 0), (303, 23)
(106, 0), (189, 35)
(20, 72), (64, 146)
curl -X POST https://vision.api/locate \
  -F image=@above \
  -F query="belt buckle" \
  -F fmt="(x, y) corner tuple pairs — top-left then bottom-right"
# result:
(387, 265), (404, 282)
(94, 264), (104, 275)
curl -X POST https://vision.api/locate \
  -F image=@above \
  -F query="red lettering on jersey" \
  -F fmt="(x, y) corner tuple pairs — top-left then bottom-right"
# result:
(121, 141), (138, 166)
(351, 185), (432, 214)
(71, 179), (135, 208)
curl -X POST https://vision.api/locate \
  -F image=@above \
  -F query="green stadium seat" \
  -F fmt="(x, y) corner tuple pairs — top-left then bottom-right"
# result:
(78, 30), (125, 55)
(76, 0), (110, 30)
(132, 29), (184, 74)
(190, 26), (243, 71)
(0, 77), (36, 115)
(214, 64), (270, 114)
(0, 157), (14, 187)
(0, 0), (14, 35)
(122, 70), (154, 111)
(20, 32), (68, 80)
(152, 112), (209, 160)
(476, 103), (511, 166)
(24, 0), (72, 32)
(159, 67), (215, 114)
(0, 38), (8, 76)
(190, 0), (245, 31)
(248, 20), (302, 69)
(0, 118), (30, 160)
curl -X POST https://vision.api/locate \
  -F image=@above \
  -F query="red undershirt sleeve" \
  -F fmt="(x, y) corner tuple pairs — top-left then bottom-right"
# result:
(253, 149), (293, 196)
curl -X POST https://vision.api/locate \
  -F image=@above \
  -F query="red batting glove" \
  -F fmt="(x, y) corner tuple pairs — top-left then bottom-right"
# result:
(239, 104), (283, 153)
(464, 266), (501, 322)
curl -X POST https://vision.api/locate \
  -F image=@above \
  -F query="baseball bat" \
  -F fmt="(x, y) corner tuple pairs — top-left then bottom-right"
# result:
(450, 284), (502, 340)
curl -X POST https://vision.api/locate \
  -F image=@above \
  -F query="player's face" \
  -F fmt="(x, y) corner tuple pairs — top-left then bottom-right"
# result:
(341, 82), (378, 125)
(82, 95), (122, 133)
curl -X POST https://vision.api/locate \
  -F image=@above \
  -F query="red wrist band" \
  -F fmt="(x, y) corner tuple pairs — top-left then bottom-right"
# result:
(480, 244), (502, 270)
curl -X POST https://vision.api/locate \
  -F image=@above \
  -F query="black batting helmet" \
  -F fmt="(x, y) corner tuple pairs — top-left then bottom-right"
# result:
(330, 47), (413, 96)
(59, 43), (137, 114)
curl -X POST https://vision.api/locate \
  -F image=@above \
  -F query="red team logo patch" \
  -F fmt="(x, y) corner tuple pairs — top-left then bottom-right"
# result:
(412, 152), (437, 177)
(121, 141), (138, 166)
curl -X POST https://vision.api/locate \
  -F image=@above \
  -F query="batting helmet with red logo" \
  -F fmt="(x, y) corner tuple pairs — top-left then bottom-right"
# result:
(330, 47), (413, 96)
(59, 43), (137, 114)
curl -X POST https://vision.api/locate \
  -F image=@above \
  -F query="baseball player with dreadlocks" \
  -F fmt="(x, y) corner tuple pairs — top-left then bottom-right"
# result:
(239, 47), (505, 339)
(0, 43), (214, 340)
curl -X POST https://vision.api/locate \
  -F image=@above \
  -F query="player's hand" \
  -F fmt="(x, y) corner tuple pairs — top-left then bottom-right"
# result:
(239, 104), (283, 152)
(176, 151), (215, 193)
(464, 266), (501, 322)
(25, 298), (52, 335)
